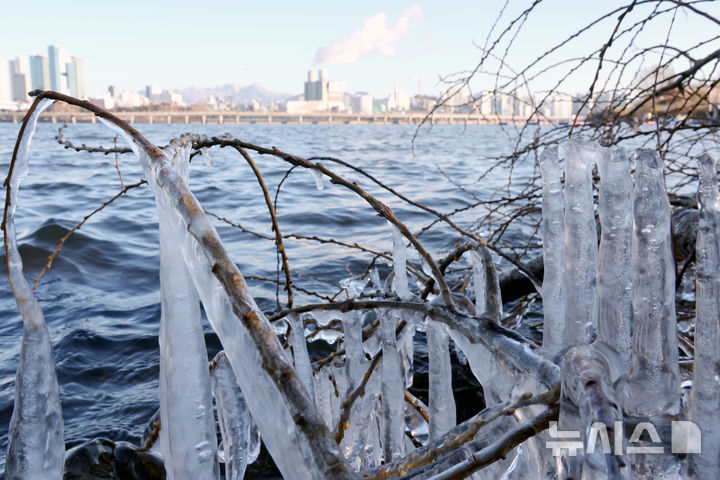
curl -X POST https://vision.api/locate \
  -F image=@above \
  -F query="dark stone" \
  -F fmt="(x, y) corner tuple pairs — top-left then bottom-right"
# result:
(63, 438), (165, 480)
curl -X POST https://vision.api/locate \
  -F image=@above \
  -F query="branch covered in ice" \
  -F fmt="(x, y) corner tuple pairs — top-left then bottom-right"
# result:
(3, 97), (65, 480)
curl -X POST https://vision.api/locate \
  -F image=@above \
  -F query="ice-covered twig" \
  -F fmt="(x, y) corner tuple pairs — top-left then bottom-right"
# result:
(32, 179), (147, 289)
(421, 405), (559, 480)
(271, 297), (559, 388)
(233, 146), (294, 308)
(559, 345), (625, 479)
(189, 136), (454, 305)
(19, 90), (357, 480)
(55, 123), (133, 155)
(361, 385), (560, 479)
(157, 139), (219, 479)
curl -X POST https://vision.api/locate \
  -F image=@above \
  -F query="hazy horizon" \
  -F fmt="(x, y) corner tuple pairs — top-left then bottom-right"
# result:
(3, 1), (719, 99)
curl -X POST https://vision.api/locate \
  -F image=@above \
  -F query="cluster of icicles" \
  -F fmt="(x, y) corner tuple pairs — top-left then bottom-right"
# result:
(4, 98), (720, 480)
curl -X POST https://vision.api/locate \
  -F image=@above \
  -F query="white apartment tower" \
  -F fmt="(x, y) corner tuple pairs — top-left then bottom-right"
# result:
(48, 45), (68, 93)
(30, 55), (51, 91)
(66, 57), (86, 98)
(10, 56), (30, 103)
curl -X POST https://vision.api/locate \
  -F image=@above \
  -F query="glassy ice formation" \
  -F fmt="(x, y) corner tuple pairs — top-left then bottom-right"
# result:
(5, 96), (720, 480)
(561, 140), (598, 346)
(689, 154), (720, 478)
(5, 99), (65, 480)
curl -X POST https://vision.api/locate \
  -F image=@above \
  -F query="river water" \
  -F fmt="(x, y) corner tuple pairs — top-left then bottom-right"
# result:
(0, 121), (538, 473)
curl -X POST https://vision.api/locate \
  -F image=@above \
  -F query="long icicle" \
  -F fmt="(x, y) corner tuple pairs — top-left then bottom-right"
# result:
(4, 98), (65, 480)
(156, 141), (219, 479)
(96, 123), (356, 479)
(211, 351), (251, 480)
(380, 309), (406, 462)
(595, 146), (633, 373)
(562, 140), (598, 346)
(624, 149), (679, 416)
(540, 145), (565, 352)
(427, 320), (456, 440)
(689, 153), (720, 477)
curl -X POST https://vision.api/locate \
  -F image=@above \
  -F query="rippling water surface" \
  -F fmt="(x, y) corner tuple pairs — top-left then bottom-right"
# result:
(0, 121), (531, 472)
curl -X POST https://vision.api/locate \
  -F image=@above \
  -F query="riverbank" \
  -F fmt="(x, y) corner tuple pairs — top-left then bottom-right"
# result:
(0, 110), (578, 125)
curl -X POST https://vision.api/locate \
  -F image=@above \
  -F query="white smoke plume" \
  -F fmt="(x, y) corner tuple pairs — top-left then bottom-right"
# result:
(314, 5), (422, 65)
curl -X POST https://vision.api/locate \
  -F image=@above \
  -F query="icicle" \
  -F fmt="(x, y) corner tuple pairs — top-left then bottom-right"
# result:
(562, 140), (598, 345)
(5, 99), (65, 480)
(624, 149), (680, 416)
(689, 153), (720, 478)
(379, 309), (406, 462)
(390, 223), (411, 300)
(289, 313), (315, 402)
(595, 146), (633, 372)
(427, 320), (457, 440)
(211, 351), (250, 480)
(247, 418), (261, 465)
(100, 123), (346, 480)
(469, 250), (486, 314)
(311, 168), (325, 190)
(540, 146), (566, 353)
(343, 311), (366, 391)
(370, 268), (382, 291)
(201, 147), (211, 166)
(399, 321), (415, 388)
(157, 142), (219, 479)
(475, 246), (502, 320)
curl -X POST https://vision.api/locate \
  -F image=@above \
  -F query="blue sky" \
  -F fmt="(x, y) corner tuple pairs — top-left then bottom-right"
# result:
(2, 1), (718, 98)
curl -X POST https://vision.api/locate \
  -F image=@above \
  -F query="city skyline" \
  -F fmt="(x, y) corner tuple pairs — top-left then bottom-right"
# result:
(0, 45), (86, 105)
(4, 1), (718, 100)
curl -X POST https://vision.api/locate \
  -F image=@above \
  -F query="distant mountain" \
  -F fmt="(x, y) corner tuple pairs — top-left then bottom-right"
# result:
(176, 83), (294, 105)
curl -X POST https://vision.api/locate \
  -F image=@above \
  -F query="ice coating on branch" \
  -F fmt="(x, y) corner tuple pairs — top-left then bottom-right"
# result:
(427, 320), (456, 439)
(595, 146), (633, 371)
(312, 168), (325, 190)
(156, 142), (219, 480)
(289, 313), (316, 402)
(469, 250), (486, 314)
(380, 310), (406, 461)
(689, 154), (720, 478)
(390, 223), (411, 300)
(559, 346), (624, 479)
(540, 145), (566, 352)
(624, 150), (680, 416)
(211, 351), (250, 480)
(562, 140), (598, 345)
(100, 124), (340, 480)
(5, 98), (65, 480)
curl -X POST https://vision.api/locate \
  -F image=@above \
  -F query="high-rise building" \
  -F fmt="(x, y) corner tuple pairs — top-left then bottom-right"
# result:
(66, 57), (86, 98)
(30, 55), (50, 91)
(48, 45), (68, 93)
(0, 59), (10, 103)
(10, 56), (30, 102)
